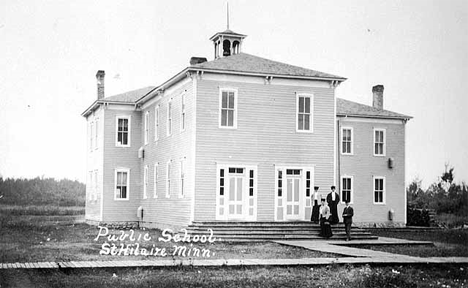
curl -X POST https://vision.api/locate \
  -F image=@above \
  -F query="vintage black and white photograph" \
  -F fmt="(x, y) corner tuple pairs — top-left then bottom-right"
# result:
(0, 0), (467, 287)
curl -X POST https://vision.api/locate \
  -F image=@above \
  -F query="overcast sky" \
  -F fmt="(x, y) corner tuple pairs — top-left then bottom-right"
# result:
(0, 0), (467, 188)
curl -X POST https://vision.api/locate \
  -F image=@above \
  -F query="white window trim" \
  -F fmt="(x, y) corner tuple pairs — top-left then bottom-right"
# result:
(341, 126), (354, 155)
(179, 158), (185, 198)
(89, 121), (94, 152)
(155, 105), (160, 141)
(373, 128), (386, 156)
(373, 176), (386, 205)
(167, 99), (173, 137)
(94, 118), (99, 150)
(88, 171), (93, 200)
(340, 175), (353, 204)
(296, 93), (314, 133)
(144, 111), (149, 145)
(115, 116), (131, 147)
(166, 160), (172, 198)
(153, 163), (159, 198)
(114, 168), (130, 201)
(143, 165), (148, 199)
(218, 87), (238, 129)
(180, 92), (186, 132)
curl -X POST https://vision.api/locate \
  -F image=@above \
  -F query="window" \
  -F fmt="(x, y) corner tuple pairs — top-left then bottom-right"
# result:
(93, 170), (98, 200)
(374, 129), (386, 156)
(89, 122), (94, 151)
(286, 169), (301, 175)
(219, 168), (225, 196)
(94, 118), (99, 150)
(167, 100), (172, 136)
(249, 170), (254, 197)
(219, 88), (237, 128)
(144, 111), (149, 145)
(341, 176), (353, 203)
(296, 93), (313, 132)
(305, 171), (311, 197)
(115, 169), (129, 200)
(180, 159), (185, 197)
(277, 170), (283, 197)
(341, 127), (353, 155)
(153, 163), (159, 198)
(373, 177), (385, 204)
(166, 161), (172, 197)
(116, 117), (130, 147)
(181, 93), (186, 131)
(143, 165), (148, 199)
(155, 105), (160, 141)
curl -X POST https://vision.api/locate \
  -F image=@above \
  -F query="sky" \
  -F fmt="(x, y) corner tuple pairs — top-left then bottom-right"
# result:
(0, 0), (467, 188)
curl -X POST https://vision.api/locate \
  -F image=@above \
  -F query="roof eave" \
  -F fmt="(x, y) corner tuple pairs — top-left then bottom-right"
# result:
(337, 113), (413, 121)
(81, 100), (136, 117)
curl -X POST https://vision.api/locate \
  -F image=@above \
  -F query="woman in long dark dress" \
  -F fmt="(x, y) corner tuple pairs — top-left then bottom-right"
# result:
(310, 186), (320, 223)
(319, 198), (333, 238)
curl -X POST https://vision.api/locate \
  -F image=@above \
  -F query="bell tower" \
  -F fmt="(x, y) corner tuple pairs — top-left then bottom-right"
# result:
(209, 3), (247, 59)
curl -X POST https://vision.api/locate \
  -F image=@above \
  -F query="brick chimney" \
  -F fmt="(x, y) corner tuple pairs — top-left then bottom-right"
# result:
(372, 85), (384, 110)
(96, 70), (105, 100)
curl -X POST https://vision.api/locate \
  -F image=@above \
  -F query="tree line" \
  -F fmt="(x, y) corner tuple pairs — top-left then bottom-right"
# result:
(0, 177), (85, 206)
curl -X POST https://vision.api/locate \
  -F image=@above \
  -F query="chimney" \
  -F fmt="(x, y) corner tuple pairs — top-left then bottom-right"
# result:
(190, 57), (207, 66)
(372, 84), (384, 110)
(96, 70), (105, 100)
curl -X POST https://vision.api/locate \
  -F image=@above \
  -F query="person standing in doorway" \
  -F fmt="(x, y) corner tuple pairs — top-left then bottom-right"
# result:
(326, 186), (340, 224)
(310, 186), (320, 223)
(342, 200), (354, 241)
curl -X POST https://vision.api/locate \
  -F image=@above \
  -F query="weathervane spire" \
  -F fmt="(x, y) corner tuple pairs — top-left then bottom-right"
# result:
(227, 2), (230, 30)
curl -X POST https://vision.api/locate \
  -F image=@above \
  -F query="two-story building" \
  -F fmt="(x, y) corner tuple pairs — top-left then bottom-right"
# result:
(82, 28), (411, 229)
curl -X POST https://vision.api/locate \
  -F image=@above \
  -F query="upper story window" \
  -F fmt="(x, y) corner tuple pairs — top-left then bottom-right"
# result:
(219, 88), (237, 128)
(115, 168), (129, 200)
(116, 116), (131, 147)
(94, 118), (99, 150)
(143, 165), (148, 199)
(373, 176), (385, 204)
(144, 111), (149, 145)
(296, 93), (313, 132)
(341, 176), (353, 203)
(167, 100), (173, 136)
(374, 128), (386, 156)
(341, 127), (353, 155)
(180, 158), (185, 197)
(181, 93), (186, 131)
(155, 105), (160, 141)
(154, 163), (159, 198)
(89, 121), (94, 152)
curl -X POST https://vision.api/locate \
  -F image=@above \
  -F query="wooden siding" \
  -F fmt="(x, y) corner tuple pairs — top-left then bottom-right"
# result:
(101, 108), (142, 222)
(137, 81), (195, 227)
(85, 107), (104, 221)
(194, 77), (336, 221)
(338, 118), (406, 224)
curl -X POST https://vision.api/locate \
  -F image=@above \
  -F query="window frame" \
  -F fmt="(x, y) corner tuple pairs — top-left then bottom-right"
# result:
(373, 176), (386, 204)
(166, 160), (172, 198)
(153, 163), (159, 198)
(219, 88), (238, 129)
(144, 111), (149, 145)
(155, 105), (160, 141)
(94, 118), (99, 150)
(115, 116), (131, 147)
(341, 127), (353, 155)
(180, 92), (186, 132)
(143, 165), (148, 199)
(373, 128), (386, 156)
(296, 93), (314, 133)
(340, 175), (353, 204)
(167, 99), (173, 136)
(89, 121), (94, 152)
(114, 168), (130, 201)
(179, 158), (185, 198)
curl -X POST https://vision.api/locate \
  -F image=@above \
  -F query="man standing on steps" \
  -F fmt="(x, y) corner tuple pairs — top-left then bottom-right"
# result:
(326, 186), (340, 224)
(342, 200), (354, 241)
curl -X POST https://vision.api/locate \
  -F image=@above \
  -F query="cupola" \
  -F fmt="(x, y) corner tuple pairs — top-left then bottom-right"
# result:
(209, 4), (247, 59)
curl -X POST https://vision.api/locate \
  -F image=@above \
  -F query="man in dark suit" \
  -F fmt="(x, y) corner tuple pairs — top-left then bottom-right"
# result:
(342, 200), (354, 241)
(326, 186), (340, 224)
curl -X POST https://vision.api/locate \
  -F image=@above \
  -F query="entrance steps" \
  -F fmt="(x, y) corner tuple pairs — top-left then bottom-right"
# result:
(185, 221), (378, 242)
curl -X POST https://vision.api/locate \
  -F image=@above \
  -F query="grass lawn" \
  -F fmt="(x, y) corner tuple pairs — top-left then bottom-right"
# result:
(0, 205), (85, 216)
(0, 264), (466, 288)
(0, 214), (340, 263)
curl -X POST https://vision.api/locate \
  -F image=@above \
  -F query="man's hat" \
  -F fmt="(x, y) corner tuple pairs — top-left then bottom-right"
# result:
(331, 185), (336, 190)
(314, 186), (319, 190)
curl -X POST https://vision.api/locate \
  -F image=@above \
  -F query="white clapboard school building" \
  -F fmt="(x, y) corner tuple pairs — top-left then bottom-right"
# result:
(82, 26), (412, 231)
